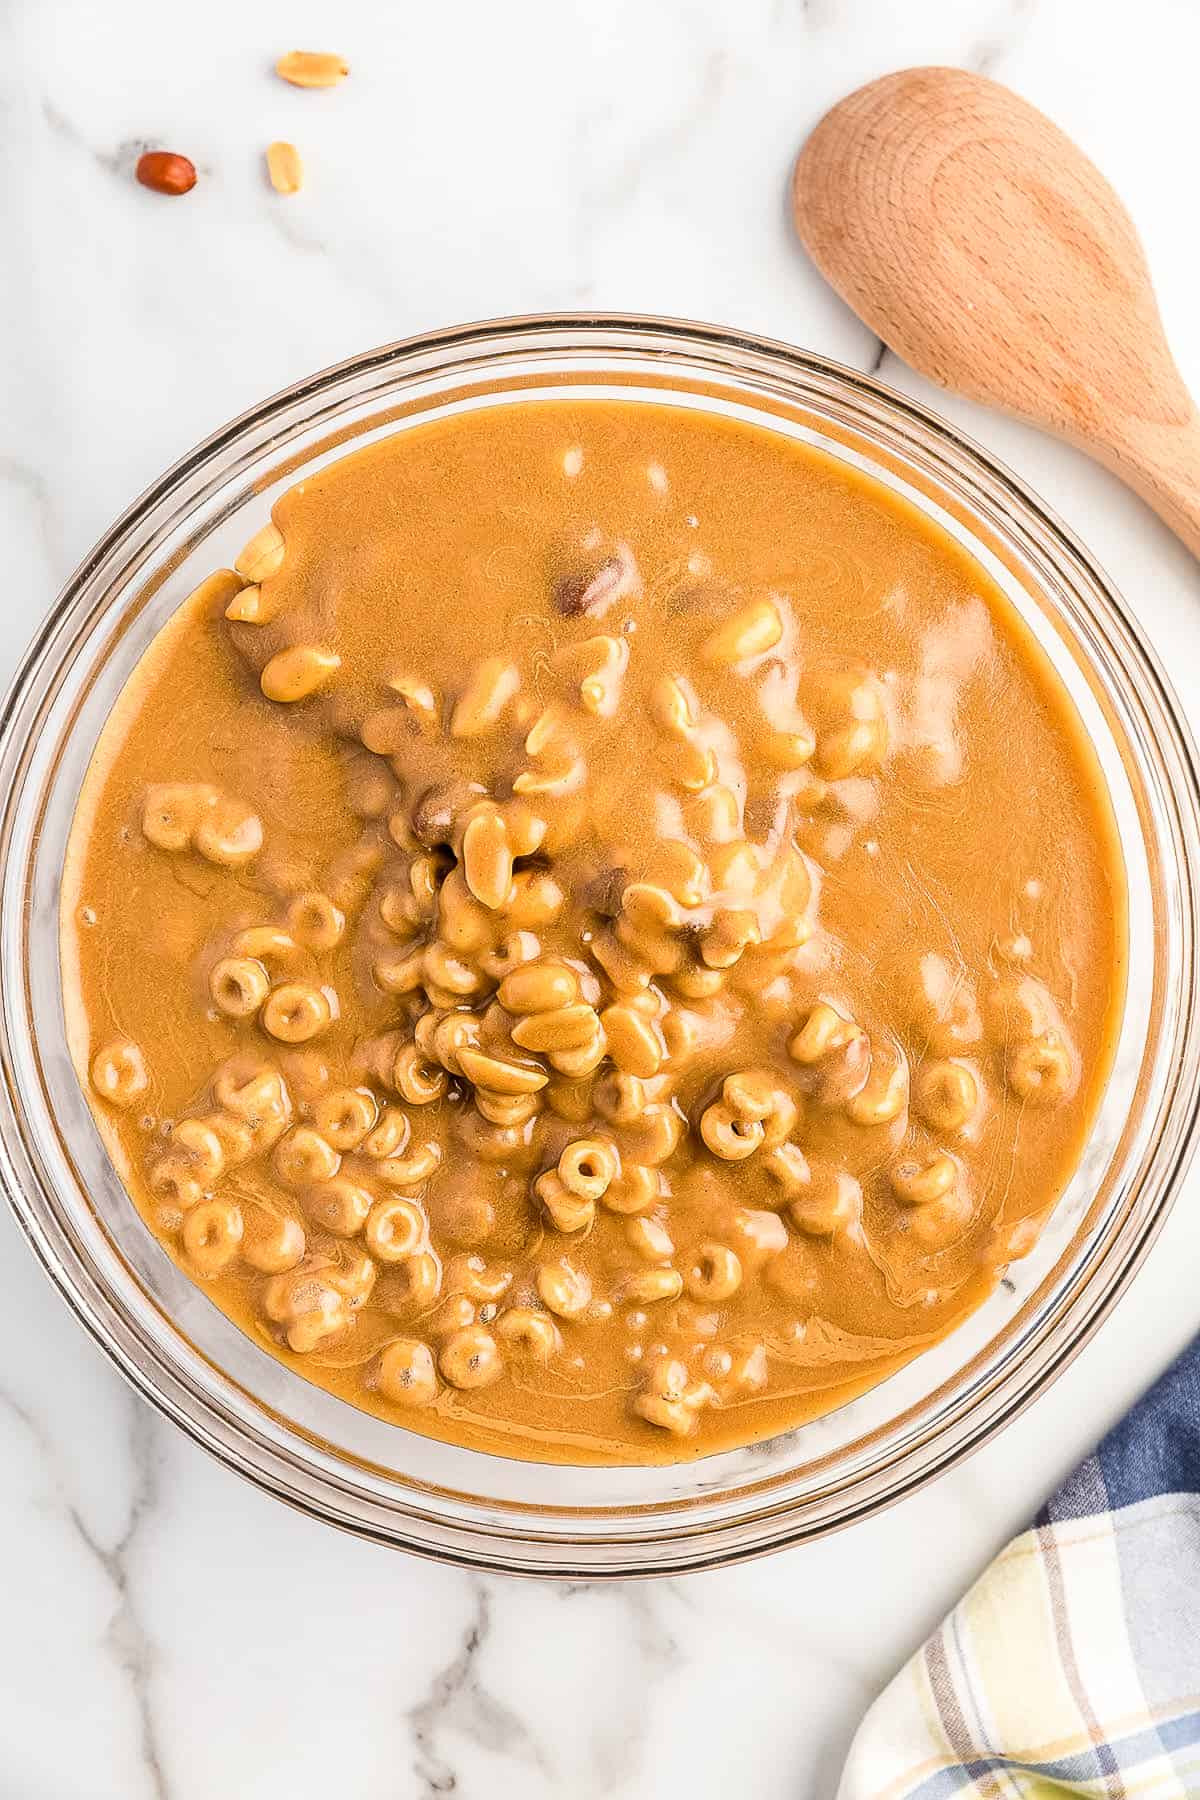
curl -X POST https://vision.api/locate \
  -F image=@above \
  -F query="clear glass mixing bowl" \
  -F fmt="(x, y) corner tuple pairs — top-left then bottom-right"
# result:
(2, 315), (1198, 1575)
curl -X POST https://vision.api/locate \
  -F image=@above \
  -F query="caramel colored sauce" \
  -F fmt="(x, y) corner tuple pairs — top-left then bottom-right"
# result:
(62, 400), (1126, 1464)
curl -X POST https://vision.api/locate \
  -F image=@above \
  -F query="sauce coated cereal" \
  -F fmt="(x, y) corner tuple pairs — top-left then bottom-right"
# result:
(62, 400), (1125, 1464)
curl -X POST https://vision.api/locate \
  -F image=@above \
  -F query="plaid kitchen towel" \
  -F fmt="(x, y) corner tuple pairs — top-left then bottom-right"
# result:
(839, 1339), (1200, 1799)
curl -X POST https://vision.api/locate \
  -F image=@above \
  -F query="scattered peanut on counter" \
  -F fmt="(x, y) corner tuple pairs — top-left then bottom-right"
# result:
(274, 50), (349, 89)
(266, 141), (304, 195)
(135, 151), (197, 197)
(130, 49), (349, 198)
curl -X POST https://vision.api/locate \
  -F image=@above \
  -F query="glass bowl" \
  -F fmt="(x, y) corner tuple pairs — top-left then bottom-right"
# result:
(2, 314), (1198, 1577)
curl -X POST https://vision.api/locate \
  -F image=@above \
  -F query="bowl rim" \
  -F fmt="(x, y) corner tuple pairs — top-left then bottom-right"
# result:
(4, 309), (1200, 1575)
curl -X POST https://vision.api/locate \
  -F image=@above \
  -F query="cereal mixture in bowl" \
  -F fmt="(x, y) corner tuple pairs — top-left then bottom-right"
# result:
(63, 396), (1125, 1465)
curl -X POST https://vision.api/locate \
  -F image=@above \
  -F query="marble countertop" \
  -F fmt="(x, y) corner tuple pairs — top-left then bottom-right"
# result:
(4, 1), (1200, 1794)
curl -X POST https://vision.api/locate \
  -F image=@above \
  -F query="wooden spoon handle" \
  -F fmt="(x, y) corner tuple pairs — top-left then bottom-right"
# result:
(1088, 417), (1200, 560)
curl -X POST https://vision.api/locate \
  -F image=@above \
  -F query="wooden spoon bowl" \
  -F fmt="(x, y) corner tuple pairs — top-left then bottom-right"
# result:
(792, 67), (1200, 558)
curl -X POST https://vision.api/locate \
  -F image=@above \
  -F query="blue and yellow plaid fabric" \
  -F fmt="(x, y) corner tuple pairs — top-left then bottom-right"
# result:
(841, 1343), (1200, 1799)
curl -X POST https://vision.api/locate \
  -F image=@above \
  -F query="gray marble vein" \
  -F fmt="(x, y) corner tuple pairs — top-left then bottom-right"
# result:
(86, 1404), (170, 1800)
(591, 50), (730, 213)
(0, 1383), (167, 1799)
(407, 1579), (549, 1796)
(971, 0), (1037, 75)
(568, 1584), (684, 1793)
(0, 452), (64, 578)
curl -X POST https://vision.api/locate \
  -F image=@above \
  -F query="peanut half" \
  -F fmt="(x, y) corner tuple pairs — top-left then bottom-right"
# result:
(275, 50), (349, 88)
(266, 142), (304, 195)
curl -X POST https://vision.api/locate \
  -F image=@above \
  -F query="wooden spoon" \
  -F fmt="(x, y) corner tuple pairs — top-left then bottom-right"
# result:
(792, 66), (1200, 558)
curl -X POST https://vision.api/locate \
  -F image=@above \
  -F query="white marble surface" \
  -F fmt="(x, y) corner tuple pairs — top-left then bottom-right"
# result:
(3, 0), (1200, 1794)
